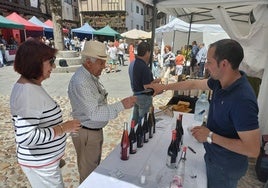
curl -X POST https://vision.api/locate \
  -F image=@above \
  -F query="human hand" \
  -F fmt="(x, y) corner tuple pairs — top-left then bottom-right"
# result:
(121, 96), (137, 109)
(191, 126), (210, 143)
(144, 83), (165, 96)
(62, 119), (81, 133)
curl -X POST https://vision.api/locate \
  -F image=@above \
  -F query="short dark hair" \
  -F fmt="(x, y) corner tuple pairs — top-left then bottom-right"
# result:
(137, 42), (151, 56)
(209, 39), (244, 70)
(14, 38), (57, 79)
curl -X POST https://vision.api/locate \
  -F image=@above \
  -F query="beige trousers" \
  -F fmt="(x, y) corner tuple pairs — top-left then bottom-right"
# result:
(72, 128), (103, 183)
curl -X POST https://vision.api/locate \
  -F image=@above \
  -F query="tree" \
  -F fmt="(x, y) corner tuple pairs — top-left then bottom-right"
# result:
(48, 0), (64, 50)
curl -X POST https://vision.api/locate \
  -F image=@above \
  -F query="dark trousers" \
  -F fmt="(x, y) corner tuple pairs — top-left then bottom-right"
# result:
(118, 54), (124, 65)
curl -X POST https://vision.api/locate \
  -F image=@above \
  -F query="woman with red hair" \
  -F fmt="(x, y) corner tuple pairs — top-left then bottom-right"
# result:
(10, 38), (81, 187)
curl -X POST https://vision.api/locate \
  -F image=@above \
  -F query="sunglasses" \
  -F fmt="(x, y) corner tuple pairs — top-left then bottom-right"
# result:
(49, 56), (56, 65)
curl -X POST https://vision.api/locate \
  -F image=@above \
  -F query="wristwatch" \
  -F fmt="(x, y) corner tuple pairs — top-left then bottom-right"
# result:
(207, 131), (213, 144)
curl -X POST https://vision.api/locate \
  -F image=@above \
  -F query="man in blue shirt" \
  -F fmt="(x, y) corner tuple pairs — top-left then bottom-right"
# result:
(128, 41), (160, 123)
(146, 39), (260, 188)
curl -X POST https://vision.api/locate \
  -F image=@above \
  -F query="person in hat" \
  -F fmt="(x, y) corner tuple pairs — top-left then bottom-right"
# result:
(10, 38), (81, 188)
(68, 40), (137, 183)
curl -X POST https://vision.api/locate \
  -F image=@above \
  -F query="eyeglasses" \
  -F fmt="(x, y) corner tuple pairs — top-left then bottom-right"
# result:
(49, 56), (56, 65)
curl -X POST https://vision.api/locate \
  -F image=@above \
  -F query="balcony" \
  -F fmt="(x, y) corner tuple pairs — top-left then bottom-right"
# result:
(145, 14), (152, 21)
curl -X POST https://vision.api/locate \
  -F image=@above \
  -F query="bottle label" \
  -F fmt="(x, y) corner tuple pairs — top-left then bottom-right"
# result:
(145, 132), (149, 142)
(127, 147), (129, 158)
(121, 147), (129, 160)
(170, 175), (183, 188)
(131, 142), (137, 153)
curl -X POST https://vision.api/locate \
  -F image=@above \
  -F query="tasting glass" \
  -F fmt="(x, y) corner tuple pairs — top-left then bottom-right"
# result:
(69, 112), (79, 137)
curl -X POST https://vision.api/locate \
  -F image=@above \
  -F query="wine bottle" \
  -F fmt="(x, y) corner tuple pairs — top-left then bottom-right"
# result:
(170, 147), (187, 188)
(120, 122), (130, 160)
(136, 118), (144, 148)
(148, 107), (154, 139)
(129, 120), (137, 154)
(166, 130), (178, 169)
(133, 88), (154, 96)
(143, 113), (149, 143)
(175, 114), (184, 150)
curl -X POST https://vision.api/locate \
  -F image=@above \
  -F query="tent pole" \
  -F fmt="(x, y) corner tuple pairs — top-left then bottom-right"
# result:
(24, 29), (27, 41)
(149, 0), (157, 70)
(172, 30), (175, 52)
(186, 14), (193, 61)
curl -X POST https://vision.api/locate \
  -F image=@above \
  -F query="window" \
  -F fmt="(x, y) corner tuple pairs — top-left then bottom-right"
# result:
(64, 0), (72, 4)
(136, 25), (139, 29)
(136, 6), (139, 14)
(74, 8), (78, 17)
(141, 8), (143, 15)
(146, 21), (149, 30)
(141, 26), (144, 30)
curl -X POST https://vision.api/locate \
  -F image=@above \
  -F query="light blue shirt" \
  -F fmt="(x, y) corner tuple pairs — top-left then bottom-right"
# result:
(68, 66), (124, 129)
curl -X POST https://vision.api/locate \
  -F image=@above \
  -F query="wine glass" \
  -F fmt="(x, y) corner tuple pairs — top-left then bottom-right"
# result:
(69, 112), (79, 137)
(155, 165), (174, 188)
(139, 164), (151, 185)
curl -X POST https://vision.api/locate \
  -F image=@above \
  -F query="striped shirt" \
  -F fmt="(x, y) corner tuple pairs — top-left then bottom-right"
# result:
(10, 83), (66, 167)
(68, 66), (124, 129)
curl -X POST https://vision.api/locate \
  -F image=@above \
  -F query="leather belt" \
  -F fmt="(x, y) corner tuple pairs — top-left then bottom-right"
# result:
(81, 126), (102, 131)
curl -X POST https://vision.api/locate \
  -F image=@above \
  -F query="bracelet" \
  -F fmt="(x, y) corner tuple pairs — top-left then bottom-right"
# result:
(59, 124), (65, 135)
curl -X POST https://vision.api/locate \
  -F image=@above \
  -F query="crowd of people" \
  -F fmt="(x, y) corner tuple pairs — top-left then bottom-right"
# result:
(0, 34), (19, 67)
(150, 40), (208, 85)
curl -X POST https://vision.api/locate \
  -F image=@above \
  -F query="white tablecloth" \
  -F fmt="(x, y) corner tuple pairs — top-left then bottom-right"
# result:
(79, 112), (207, 188)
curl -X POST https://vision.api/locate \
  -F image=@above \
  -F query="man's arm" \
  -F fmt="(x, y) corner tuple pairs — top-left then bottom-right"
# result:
(214, 129), (261, 158)
(145, 79), (209, 95)
(192, 126), (260, 158)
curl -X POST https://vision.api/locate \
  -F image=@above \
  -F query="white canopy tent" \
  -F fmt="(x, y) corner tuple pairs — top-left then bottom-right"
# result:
(155, 0), (266, 23)
(121, 29), (151, 39)
(153, 0), (268, 134)
(155, 17), (229, 51)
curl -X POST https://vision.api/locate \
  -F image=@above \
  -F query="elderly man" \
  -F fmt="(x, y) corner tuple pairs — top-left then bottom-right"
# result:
(68, 40), (136, 183)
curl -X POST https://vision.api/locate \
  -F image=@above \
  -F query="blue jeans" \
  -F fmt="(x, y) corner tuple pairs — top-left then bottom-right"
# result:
(205, 153), (247, 188)
(198, 62), (205, 77)
(132, 95), (152, 123)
